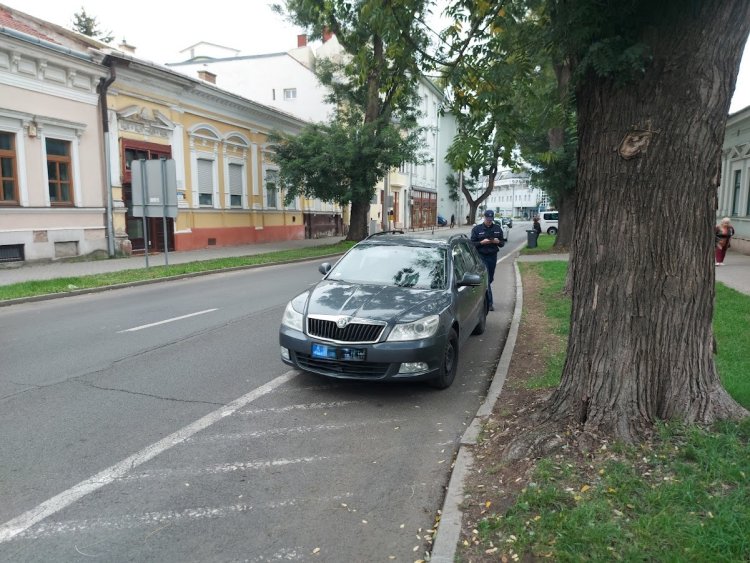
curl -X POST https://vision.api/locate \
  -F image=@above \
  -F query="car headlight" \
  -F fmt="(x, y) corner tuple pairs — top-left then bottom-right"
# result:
(281, 300), (304, 332)
(387, 315), (440, 342)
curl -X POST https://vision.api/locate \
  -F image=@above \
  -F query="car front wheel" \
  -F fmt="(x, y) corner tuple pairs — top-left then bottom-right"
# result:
(430, 329), (458, 389)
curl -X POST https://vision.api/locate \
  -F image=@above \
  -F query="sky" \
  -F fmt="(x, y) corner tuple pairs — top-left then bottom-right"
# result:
(6, 0), (750, 113)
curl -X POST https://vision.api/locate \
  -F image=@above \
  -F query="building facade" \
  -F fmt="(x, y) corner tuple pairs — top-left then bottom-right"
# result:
(480, 171), (549, 220)
(0, 7), (109, 262)
(718, 105), (750, 254)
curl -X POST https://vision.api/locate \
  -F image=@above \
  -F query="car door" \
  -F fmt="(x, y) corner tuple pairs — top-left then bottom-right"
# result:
(452, 242), (481, 345)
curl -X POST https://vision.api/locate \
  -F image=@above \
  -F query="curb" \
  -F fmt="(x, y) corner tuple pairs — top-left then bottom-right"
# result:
(0, 251), (347, 308)
(431, 259), (524, 562)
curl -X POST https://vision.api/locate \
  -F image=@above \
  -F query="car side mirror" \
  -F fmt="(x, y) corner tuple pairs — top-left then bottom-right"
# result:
(318, 262), (332, 275)
(457, 272), (482, 287)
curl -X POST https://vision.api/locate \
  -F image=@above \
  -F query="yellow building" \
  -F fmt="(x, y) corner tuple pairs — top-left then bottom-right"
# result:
(103, 52), (342, 253)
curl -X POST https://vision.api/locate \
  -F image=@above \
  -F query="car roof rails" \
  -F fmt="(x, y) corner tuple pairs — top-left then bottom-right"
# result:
(366, 230), (405, 239)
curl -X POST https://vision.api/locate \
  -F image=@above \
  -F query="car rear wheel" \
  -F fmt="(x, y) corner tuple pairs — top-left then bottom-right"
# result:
(430, 329), (458, 389)
(472, 298), (488, 335)
(547, 226), (558, 235)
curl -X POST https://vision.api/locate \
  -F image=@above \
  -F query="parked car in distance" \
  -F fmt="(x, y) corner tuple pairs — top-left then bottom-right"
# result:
(501, 217), (513, 228)
(279, 233), (489, 389)
(537, 210), (559, 235)
(437, 214), (447, 226)
(475, 218), (510, 241)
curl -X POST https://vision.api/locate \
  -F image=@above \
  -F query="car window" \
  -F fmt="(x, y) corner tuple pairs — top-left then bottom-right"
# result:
(452, 245), (468, 280)
(328, 244), (447, 289)
(543, 212), (558, 221)
(457, 241), (481, 271)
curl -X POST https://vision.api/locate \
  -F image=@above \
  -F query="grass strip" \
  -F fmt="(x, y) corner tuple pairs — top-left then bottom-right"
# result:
(474, 264), (750, 561)
(520, 233), (557, 254)
(0, 242), (354, 301)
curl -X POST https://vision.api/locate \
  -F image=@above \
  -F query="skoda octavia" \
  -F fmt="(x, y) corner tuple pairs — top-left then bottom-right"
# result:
(279, 233), (489, 389)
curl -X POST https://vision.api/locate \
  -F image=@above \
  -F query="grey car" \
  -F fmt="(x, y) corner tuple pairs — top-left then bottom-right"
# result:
(279, 232), (489, 389)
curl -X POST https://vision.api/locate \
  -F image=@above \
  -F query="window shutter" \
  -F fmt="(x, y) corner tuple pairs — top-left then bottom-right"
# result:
(228, 163), (242, 195)
(197, 159), (213, 194)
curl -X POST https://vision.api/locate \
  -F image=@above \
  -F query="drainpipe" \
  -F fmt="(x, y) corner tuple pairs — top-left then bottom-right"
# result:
(97, 58), (116, 257)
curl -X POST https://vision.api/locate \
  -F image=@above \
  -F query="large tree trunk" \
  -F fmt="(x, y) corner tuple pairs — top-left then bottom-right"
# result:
(346, 200), (370, 241)
(547, 1), (750, 442)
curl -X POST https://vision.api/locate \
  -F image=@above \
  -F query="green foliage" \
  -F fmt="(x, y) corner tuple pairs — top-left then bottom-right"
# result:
(445, 172), (477, 202)
(268, 115), (424, 206)
(71, 6), (113, 43)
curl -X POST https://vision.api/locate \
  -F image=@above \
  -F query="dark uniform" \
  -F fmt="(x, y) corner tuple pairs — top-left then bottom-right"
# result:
(470, 212), (505, 310)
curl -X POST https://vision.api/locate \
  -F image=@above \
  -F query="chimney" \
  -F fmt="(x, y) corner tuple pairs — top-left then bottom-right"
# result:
(118, 39), (136, 54)
(322, 27), (333, 43)
(197, 70), (216, 84)
(297, 34), (307, 47)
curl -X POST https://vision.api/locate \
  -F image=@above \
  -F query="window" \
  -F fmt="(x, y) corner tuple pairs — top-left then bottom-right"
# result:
(266, 169), (279, 208)
(46, 138), (73, 205)
(228, 163), (243, 207)
(283, 88), (297, 100)
(732, 170), (741, 216)
(0, 132), (18, 205)
(197, 158), (214, 206)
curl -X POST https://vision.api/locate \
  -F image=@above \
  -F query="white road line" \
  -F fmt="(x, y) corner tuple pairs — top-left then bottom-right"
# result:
(0, 370), (298, 544)
(119, 455), (339, 481)
(189, 418), (406, 442)
(238, 400), (361, 415)
(117, 308), (218, 333)
(14, 493), (353, 541)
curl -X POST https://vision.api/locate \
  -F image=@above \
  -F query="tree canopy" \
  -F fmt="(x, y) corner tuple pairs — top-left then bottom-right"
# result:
(272, 0), (435, 240)
(71, 7), (114, 44)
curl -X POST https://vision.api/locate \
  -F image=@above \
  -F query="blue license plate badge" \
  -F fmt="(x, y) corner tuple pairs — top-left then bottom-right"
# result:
(311, 344), (366, 361)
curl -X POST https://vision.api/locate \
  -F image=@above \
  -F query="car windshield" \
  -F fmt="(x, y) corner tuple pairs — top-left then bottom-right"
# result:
(327, 244), (447, 289)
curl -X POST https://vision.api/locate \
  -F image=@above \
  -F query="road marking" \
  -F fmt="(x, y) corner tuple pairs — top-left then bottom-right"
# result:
(118, 308), (218, 333)
(119, 455), (340, 480)
(189, 418), (406, 442)
(238, 400), (361, 415)
(12, 493), (353, 541)
(0, 370), (298, 544)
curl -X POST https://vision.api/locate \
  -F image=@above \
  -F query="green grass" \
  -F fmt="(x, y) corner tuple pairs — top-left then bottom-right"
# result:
(0, 242), (355, 301)
(476, 419), (750, 562)
(521, 261), (571, 389)
(472, 264), (750, 562)
(520, 233), (558, 254)
(714, 283), (750, 408)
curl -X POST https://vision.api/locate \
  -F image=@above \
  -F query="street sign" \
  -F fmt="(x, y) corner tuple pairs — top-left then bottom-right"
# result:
(131, 159), (178, 218)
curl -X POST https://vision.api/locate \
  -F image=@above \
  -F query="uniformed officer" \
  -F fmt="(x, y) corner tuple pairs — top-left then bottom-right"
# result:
(470, 209), (504, 311)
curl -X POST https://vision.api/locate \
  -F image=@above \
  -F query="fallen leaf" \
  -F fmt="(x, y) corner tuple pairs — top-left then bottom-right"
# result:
(312, 547), (320, 554)
(485, 547), (498, 554)
(580, 485), (590, 493)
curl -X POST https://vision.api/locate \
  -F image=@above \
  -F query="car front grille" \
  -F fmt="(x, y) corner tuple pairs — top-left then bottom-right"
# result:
(307, 316), (386, 343)
(295, 353), (390, 379)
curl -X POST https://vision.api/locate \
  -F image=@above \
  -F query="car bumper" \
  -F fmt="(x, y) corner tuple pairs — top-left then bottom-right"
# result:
(279, 325), (447, 381)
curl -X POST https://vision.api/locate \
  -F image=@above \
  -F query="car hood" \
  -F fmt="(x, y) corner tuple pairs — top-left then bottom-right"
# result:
(305, 280), (449, 323)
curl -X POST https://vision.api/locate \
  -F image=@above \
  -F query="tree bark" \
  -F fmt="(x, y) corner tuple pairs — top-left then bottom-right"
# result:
(547, 1), (750, 442)
(346, 200), (370, 241)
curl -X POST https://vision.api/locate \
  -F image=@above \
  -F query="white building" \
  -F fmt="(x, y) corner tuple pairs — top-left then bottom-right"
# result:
(480, 171), (549, 219)
(718, 105), (750, 254)
(167, 37), (336, 124)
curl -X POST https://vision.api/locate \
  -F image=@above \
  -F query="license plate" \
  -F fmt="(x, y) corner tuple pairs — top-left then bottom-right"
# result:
(311, 343), (366, 361)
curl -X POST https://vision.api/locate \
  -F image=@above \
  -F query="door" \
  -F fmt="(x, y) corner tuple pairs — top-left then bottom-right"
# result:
(121, 140), (174, 253)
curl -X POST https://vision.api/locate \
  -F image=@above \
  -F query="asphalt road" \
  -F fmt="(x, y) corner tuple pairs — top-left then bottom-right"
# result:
(0, 227), (523, 562)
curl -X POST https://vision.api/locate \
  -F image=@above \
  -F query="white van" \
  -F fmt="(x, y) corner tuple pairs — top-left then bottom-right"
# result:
(537, 211), (559, 235)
